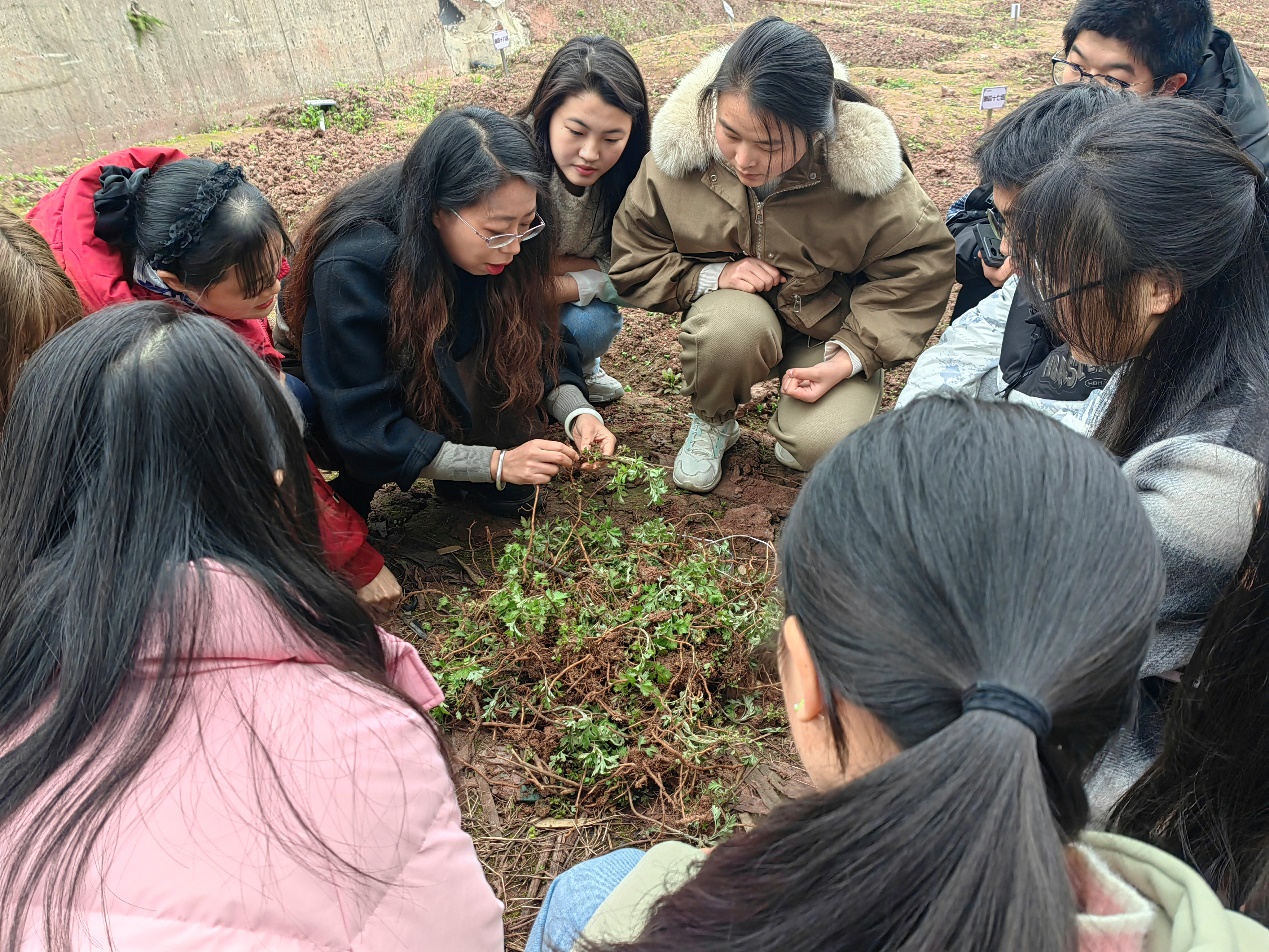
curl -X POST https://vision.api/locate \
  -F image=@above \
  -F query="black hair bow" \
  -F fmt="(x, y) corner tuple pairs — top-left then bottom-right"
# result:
(93, 165), (151, 245)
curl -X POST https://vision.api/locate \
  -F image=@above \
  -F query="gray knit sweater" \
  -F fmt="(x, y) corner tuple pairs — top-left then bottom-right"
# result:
(549, 173), (611, 269)
(1088, 381), (1265, 816)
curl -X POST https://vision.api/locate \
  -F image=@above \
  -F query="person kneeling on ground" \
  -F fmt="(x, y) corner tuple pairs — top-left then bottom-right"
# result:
(526, 396), (1269, 952)
(25, 148), (398, 612)
(286, 107), (618, 519)
(517, 34), (652, 405)
(610, 16), (953, 493)
(0, 303), (503, 950)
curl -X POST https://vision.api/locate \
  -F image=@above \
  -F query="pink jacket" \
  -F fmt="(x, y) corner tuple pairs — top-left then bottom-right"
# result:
(4, 565), (503, 951)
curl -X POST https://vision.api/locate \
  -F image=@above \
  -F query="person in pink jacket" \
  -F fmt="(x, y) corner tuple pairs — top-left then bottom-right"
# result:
(0, 301), (503, 951)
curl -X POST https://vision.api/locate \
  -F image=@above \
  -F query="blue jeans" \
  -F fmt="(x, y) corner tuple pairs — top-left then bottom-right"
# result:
(526, 848), (645, 952)
(560, 301), (622, 368)
(284, 373), (320, 432)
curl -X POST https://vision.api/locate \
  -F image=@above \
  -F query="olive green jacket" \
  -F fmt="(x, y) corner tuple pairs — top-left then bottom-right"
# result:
(580, 833), (1269, 950)
(609, 47), (955, 378)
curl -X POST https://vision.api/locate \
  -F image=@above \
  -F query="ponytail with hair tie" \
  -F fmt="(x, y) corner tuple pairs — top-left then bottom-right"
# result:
(92, 166), (151, 246)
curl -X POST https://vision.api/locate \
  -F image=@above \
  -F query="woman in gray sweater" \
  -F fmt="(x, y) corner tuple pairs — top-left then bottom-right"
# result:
(518, 35), (650, 404)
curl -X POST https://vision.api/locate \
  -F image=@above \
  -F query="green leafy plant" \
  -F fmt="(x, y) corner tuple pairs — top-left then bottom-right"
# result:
(603, 451), (669, 505)
(396, 83), (440, 125)
(127, 3), (166, 41)
(295, 94), (375, 135)
(660, 367), (683, 395)
(549, 709), (629, 779)
(416, 471), (783, 821)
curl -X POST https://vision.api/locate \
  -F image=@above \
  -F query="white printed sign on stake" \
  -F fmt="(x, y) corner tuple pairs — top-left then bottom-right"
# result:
(1010, 3), (1020, 18)
(980, 86), (1008, 110)
(492, 28), (511, 50)
(722, 0), (735, 21)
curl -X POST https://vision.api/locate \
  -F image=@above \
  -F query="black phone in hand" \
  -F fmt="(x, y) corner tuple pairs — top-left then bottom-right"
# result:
(973, 222), (1007, 268)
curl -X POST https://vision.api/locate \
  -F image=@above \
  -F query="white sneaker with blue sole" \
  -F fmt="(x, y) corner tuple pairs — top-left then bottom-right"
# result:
(673, 414), (740, 492)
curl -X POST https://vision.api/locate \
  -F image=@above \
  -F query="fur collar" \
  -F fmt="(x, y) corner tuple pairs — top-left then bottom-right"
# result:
(650, 46), (905, 198)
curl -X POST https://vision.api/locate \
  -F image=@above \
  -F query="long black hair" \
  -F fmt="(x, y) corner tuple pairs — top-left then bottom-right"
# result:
(96, 158), (291, 297)
(518, 35), (650, 243)
(701, 17), (891, 164)
(286, 107), (560, 436)
(1110, 464), (1269, 922)
(1009, 97), (1269, 457)
(0, 302), (433, 951)
(588, 396), (1165, 952)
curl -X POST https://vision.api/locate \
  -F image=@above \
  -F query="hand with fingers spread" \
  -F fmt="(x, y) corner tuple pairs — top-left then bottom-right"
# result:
(570, 414), (618, 470)
(718, 257), (785, 294)
(781, 350), (855, 405)
(493, 439), (580, 485)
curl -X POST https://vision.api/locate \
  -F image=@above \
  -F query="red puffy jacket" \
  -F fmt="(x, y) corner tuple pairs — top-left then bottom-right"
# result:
(28, 148), (384, 588)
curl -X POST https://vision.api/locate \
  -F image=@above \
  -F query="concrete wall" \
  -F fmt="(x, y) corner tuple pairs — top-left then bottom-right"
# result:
(0, 0), (497, 170)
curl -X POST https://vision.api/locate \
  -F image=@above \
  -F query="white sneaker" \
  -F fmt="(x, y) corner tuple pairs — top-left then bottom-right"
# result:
(673, 414), (740, 492)
(583, 359), (625, 405)
(774, 441), (806, 471)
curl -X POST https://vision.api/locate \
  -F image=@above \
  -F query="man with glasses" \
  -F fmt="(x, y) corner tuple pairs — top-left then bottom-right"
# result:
(898, 84), (1133, 427)
(1056, 0), (1267, 170)
(947, 0), (1266, 323)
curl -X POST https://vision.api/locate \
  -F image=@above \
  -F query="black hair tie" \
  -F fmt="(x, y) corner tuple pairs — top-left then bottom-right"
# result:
(93, 165), (151, 245)
(961, 682), (1052, 739)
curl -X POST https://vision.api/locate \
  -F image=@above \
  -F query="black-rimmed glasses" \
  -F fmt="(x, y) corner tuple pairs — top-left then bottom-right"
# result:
(1040, 279), (1106, 304)
(1051, 56), (1153, 91)
(453, 211), (546, 249)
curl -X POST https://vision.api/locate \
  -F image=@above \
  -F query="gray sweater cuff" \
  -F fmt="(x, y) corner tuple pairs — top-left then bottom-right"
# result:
(545, 384), (591, 424)
(418, 441), (495, 483)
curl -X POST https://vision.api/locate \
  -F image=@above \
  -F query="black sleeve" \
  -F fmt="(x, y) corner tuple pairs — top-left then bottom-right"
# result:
(302, 225), (444, 489)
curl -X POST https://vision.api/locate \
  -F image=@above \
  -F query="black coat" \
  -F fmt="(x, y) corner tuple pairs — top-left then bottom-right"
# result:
(1187, 29), (1269, 171)
(998, 285), (1114, 401)
(301, 220), (586, 490)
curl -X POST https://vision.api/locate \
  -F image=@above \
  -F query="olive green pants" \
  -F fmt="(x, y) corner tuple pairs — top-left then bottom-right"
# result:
(679, 289), (883, 469)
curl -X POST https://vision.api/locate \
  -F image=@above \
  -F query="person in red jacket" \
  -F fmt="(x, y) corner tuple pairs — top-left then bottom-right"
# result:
(28, 148), (400, 613)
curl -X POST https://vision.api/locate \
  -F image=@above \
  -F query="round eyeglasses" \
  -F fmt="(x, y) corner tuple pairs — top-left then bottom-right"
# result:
(452, 210), (546, 250)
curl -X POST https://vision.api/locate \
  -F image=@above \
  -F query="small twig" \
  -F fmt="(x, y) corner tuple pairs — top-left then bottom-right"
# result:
(477, 720), (543, 729)
(454, 557), (485, 587)
(505, 752), (584, 791)
(543, 655), (590, 694)
(522, 485), (542, 578)
(528, 554), (575, 579)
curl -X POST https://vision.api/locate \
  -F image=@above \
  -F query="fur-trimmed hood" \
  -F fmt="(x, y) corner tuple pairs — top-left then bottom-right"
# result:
(650, 46), (905, 198)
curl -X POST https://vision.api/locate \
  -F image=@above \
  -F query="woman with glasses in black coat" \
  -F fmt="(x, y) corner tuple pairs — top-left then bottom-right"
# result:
(285, 108), (617, 518)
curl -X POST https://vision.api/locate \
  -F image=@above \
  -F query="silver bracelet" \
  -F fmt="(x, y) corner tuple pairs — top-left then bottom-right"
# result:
(495, 450), (507, 491)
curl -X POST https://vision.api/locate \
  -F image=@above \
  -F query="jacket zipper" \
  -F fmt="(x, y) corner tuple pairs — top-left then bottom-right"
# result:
(753, 177), (818, 263)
